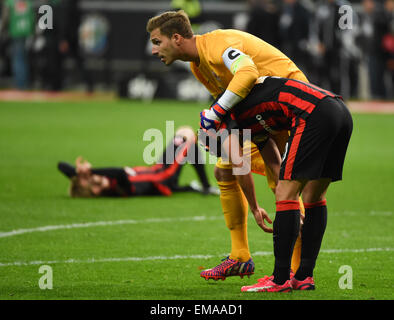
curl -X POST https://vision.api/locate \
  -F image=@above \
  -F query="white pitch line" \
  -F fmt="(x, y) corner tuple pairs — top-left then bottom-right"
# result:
(0, 248), (392, 268)
(1, 211), (391, 239)
(0, 215), (224, 239)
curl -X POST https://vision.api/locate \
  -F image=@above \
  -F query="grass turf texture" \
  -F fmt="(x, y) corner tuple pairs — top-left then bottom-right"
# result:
(0, 99), (393, 300)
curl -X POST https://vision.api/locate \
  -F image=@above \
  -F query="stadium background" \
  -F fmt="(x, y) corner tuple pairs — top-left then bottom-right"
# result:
(0, 0), (393, 303)
(0, 0), (393, 100)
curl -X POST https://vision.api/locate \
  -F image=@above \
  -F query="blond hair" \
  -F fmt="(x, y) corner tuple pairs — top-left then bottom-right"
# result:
(146, 10), (193, 39)
(69, 176), (94, 198)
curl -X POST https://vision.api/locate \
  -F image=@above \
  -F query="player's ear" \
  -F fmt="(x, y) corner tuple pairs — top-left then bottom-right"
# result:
(172, 33), (182, 45)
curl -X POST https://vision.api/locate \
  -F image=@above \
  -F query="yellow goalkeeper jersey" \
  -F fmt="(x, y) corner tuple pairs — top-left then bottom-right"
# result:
(190, 29), (308, 99)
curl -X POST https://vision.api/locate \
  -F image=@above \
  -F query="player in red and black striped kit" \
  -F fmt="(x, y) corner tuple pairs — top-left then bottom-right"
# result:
(230, 76), (352, 184)
(58, 127), (219, 198)
(200, 76), (353, 292)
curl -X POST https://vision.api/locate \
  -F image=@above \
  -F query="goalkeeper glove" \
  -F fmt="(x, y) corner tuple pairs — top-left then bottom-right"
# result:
(200, 101), (229, 130)
(211, 102), (228, 120)
(200, 109), (221, 131)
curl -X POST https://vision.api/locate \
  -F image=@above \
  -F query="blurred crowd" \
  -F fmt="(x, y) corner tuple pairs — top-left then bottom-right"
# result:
(0, 0), (93, 92)
(246, 0), (393, 100)
(0, 0), (393, 100)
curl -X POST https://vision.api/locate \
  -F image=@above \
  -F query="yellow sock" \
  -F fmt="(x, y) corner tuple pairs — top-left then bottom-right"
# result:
(291, 198), (305, 273)
(218, 180), (250, 262)
(292, 236), (302, 273)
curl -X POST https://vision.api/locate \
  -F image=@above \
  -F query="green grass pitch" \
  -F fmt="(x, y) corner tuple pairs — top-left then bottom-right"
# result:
(0, 99), (393, 301)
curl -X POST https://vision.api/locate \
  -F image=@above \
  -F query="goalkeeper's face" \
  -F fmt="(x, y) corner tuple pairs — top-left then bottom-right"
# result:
(150, 28), (180, 66)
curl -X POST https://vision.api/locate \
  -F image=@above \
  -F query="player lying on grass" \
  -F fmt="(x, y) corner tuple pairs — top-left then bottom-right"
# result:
(58, 126), (219, 197)
(147, 9), (307, 281)
(199, 76), (353, 292)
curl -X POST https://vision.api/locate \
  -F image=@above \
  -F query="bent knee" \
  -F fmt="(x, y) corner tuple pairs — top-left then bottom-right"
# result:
(302, 194), (327, 204)
(275, 180), (304, 201)
(214, 166), (235, 182)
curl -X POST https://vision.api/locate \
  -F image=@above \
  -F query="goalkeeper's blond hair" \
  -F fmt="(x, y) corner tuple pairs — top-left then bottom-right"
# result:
(146, 10), (193, 39)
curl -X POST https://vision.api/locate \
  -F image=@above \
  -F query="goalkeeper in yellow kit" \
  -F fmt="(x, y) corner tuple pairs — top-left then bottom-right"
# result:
(147, 10), (308, 280)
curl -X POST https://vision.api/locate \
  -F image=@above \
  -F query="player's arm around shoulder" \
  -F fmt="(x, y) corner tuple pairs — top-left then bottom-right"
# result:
(199, 45), (260, 131)
(221, 46), (259, 99)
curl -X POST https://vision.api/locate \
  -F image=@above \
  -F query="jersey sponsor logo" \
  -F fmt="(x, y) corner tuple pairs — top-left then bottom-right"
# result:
(255, 114), (278, 134)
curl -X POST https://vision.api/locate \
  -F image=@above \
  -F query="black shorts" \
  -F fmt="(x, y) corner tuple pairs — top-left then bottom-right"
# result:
(280, 97), (353, 182)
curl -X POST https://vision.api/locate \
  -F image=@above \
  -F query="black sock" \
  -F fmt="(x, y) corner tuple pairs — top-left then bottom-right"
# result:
(295, 200), (328, 280)
(272, 200), (300, 285)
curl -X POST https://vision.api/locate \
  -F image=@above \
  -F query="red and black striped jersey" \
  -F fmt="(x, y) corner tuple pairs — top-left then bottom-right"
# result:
(96, 163), (177, 197)
(231, 76), (340, 143)
(98, 136), (191, 197)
